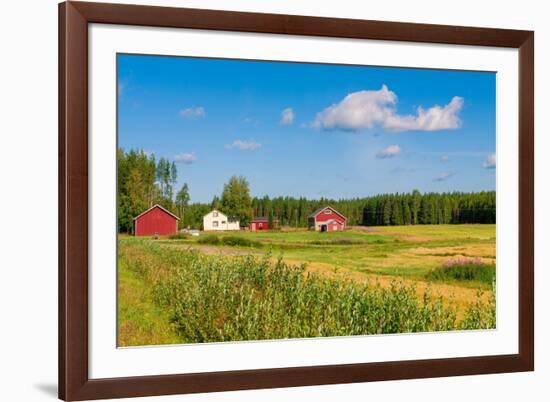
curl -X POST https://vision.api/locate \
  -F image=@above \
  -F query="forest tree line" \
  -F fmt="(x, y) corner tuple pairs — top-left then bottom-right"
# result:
(248, 190), (495, 228)
(118, 149), (190, 233)
(118, 149), (252, 233)
(118, 148), (495, 232)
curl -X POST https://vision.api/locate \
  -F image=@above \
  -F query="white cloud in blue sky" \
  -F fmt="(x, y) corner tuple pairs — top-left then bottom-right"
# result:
(118, 55), (496, 202)
(376, 144), (401, 159)
(433, 172), (454, 182)
(225, 140), (261, 151)
(179, 106), (205, 119)
(312, 85), (463, 132)
(280, 108), (295, 125)
(440, 155), (450, 162)
(174, 152), (196, 164)
(482, 153), (496, 169)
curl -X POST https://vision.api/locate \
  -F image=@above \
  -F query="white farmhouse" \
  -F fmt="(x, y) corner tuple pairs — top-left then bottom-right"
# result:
(203, 209), (240, 231)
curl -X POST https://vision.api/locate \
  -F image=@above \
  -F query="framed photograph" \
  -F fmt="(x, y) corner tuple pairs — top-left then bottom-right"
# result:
(59, 1), (534, 400)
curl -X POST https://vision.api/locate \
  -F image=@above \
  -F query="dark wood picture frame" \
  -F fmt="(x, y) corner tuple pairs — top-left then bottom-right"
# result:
(59, 1), (534, 400)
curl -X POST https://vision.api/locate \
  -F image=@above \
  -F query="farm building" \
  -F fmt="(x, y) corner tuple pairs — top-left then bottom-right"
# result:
(134, 204), (179, 236)
(308, 206), (347, 232)
(203, 209), (240, 231)
(250, 217), (279, 231)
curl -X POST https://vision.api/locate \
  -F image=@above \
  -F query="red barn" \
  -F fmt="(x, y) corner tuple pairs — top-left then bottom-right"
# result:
(308, 206), (347, 232)
(250, 217), (279, 231)
(133, 204), (179, 236)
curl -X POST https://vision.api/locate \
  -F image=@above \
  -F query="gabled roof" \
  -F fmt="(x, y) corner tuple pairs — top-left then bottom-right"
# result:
(133, 204), (180, 220)
(204, 208), (226, 218)
(307, 205), (347, 221)
(308, 207), (326, 218)
(204, 209), (240, 222)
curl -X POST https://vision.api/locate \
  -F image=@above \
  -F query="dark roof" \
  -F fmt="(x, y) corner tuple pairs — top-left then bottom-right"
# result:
(307, 207), (326, 219)
(307, 206), (347, 221)
(252, 217), (279, 222)
(133, 204), (180, 220)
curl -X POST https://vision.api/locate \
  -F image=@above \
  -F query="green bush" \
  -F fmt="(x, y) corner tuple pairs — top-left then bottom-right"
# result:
(168, 232), (189, 240)
(221, 236), (262, 248)
(197, 235), (262, 248)
(198, 234), (220, 245)
(426, 259), (495, 285)
(460, 287), (496, 330)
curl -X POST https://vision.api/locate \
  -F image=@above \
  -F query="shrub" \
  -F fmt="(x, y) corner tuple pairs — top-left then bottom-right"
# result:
(198, 234), (220, 245)
(163, 255), (460, 342)
(461, 284), (496, 329)
(168, 232), (189, 240)
(221, 236), (262, 248)
(426, 257), (495, 284)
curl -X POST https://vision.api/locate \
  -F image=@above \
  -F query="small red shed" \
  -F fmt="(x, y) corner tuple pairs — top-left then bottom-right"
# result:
(308, 206), (347, 232)
(250, 217), (279, 231)
(133, 204), (179, 236)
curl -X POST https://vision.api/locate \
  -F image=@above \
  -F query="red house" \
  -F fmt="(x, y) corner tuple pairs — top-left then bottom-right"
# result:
(308, 206), (347, 232)
(133, 204), (179, 236)
(250, 217), (279, 231)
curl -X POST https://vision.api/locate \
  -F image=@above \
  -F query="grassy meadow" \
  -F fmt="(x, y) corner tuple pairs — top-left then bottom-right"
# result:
(118, 224), (496, 346)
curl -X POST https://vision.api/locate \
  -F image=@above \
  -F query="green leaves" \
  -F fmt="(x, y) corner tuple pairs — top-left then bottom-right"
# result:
(220, 175), (253, 227)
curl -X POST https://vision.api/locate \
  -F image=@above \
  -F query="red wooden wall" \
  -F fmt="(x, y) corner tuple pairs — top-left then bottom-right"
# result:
(134, 206), (178, 236)
(251, 221), (267, 231)
(326, 220), (344, 232)
(251, 219), (278, 231)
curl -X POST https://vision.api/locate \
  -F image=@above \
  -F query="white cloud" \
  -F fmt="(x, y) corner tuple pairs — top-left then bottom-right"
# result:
(179, 106), (205, 119)
(225, 140), (261, 151)
(174, 152), (196, 164)
(482, 153), (496, 169)
(376, 144), (401, 159)
(312, 85), (463, 132)
(433, 172), (454, 182)
(440, 155), (449, 162)
(280, 108), (295, 125)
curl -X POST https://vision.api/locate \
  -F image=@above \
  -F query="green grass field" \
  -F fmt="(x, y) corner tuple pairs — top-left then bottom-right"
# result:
(118, 224), (496, 346)
(159, 224), (495, 283)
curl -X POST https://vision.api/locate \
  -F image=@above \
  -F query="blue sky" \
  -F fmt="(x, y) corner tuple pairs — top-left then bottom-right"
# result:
(118, 54), (496, 203)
